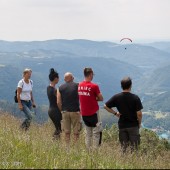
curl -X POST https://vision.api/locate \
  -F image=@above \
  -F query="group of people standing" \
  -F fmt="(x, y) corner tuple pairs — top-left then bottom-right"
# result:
(17, 67), (143, 153)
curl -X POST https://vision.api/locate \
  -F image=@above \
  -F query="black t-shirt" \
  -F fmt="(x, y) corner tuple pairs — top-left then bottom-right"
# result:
(105, 92), (143, 129)
(59, 82), (80, 112)
(47, 86), (58, 108)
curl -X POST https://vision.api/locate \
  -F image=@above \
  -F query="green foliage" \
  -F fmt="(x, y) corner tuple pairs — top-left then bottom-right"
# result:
(100, 109), (118, 127)
(1, 101), (170, 140)
(140, 129), (170, 156)
(0, 113), (170, 169)
(102, 124), (119, 142)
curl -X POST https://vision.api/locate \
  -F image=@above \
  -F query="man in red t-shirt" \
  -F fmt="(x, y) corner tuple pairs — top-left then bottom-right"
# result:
(78, 67), (103, 150)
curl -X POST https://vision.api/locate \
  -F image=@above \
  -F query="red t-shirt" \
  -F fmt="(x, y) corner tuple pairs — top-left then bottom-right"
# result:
(78, 81), (100, 116)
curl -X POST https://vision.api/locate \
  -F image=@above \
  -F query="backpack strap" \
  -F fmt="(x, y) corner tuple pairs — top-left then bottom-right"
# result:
(30, 80), (33, 88)
(20, 79), (32, 89)
(30, 80), (33, 85)
(21, 79), (24, 88)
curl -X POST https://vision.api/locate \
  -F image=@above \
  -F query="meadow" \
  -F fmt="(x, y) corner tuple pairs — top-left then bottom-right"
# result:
(0, 112), (170, 169)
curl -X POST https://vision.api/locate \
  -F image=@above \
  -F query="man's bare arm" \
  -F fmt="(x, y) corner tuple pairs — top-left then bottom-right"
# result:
(137, 110), (142, 128)
(57, 89), (62, 111)
(96, 93), (103, 101)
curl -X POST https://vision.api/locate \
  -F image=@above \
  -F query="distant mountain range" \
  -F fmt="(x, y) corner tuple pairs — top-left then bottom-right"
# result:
(147, 41), (170, 53)
(0, 39), (170, 112)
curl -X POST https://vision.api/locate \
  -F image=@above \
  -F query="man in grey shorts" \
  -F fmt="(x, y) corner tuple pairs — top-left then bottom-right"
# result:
(57, 72), (81, 150)
(104, 77), (143, 153)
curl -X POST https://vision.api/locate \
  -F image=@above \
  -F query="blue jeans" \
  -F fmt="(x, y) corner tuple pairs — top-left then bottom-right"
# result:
(21, 100), (34, 130)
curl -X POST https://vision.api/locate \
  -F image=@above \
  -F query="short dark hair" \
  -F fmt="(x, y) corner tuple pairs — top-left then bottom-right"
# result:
(49, 68), (59, 81)
(84, 67), (93, 77)
(121, 77), (132, 90)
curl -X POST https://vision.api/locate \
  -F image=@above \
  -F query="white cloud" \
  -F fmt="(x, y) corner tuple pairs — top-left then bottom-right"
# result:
(0, 0), (169, 41)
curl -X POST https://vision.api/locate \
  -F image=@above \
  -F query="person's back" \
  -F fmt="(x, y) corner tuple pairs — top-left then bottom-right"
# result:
(47, 86), (58, 108)
(78, 67), (103, 150)
(47, 68), (62, 140)
(59, 81), (79, 112)
(78, 81), (100, 116)
(108, 92), (142, 129)
(57, 72), (81, 151)
(104, 77), (143, 153)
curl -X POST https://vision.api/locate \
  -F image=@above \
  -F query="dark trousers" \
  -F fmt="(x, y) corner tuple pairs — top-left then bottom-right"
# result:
(119, 126), (140, 153)
(48, 107), (62, 138)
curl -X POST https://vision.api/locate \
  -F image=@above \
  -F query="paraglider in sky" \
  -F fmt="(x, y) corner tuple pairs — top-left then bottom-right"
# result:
(120, 38), (132, 43)
(120, 38), (132, 50)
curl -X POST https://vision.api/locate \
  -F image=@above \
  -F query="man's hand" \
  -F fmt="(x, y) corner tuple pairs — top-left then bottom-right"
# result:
(32, 102), (36, 108)
(116, 112), (121, 118)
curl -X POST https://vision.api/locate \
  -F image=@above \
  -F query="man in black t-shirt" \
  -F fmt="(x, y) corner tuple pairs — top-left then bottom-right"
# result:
(104, 77), (143, 153)
(57, 72), (81, 151)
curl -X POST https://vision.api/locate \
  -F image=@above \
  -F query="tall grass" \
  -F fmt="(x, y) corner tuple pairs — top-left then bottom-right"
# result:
(0, 112), (170, 169)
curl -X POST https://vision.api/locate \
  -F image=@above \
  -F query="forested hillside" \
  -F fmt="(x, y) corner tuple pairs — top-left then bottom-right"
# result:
(0, 39), (170, 139)
(1, 39), (170, 111)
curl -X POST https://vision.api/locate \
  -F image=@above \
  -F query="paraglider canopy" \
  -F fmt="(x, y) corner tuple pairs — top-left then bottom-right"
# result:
(120, 38), (132, 50)
(120, 38), (132, 42)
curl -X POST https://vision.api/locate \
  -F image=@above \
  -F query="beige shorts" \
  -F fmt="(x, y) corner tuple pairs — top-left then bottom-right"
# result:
(61, 111), (82, 134)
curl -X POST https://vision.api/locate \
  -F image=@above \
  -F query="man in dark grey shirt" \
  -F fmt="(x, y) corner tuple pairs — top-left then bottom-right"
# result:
(57, 72), (81, 150)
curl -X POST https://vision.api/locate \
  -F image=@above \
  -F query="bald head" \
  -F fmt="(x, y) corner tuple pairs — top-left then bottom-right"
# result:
(64, 72), (74, 82)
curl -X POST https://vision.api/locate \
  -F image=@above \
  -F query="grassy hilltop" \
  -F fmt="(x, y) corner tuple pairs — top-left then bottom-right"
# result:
(0, 112), (170, 169)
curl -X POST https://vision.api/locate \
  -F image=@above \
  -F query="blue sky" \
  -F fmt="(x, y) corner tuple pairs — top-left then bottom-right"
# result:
(0, 0), (169, 42)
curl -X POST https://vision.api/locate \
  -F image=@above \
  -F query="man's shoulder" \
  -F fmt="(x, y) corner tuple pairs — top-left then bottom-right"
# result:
(60, 82), (78, 88)
(87, 81), (99, 88)
(78, 81), (86, 86)
(91, 82), (98, 86)
(78, 81), (98, 87)
(72, 81), (79, 85)
(70, 82), (79, 89)
(125, 93), (141, 102)
(112, 92), (123, 98)
(78, 81), (85, 84)
(130, 93), (140, 98)
(59, 83), (67, 91)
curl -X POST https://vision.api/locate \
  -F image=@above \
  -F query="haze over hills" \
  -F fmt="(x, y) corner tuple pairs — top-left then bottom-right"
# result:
(138, 63), (170, 111)
(0, 39), (116, 53)
(1, 39), (170, 72)
(146, 42), (170, 53)
(141, 64), (170, 92)
(0, 39), (170, 112)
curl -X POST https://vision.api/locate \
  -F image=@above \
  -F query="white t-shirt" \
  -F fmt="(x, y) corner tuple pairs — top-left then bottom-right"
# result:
(17, 79), (33, 100)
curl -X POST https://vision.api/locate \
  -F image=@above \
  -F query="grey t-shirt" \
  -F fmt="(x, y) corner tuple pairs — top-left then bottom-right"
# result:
(59, 82), (80, 112)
